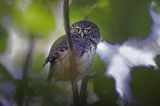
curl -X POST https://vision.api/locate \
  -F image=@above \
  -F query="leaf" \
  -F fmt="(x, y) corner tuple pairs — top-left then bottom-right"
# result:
(96, 2), (160, 104)
(132, 67), (160, 106)
(0, 25), (8, 53)
(83, 0), (151, 43)
(32, 53), (45, 72)
(91, 55), (118, 105)
(0, 0), (11, 19)
(12, 0), (56, 38)
(70, 0), (99, 23)
(155, 56), (160, 69)
(114, 0), (151, 41)
(154, 2), (160, 13)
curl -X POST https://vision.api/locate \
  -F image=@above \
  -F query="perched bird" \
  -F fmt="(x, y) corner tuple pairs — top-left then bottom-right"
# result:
(43, 20), (100, 82)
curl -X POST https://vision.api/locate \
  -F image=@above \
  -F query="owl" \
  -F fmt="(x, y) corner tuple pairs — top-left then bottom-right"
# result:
(43, 20), (100, 82)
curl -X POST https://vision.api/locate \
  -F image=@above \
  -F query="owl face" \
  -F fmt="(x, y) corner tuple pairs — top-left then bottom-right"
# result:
(71, 21), (100, 44)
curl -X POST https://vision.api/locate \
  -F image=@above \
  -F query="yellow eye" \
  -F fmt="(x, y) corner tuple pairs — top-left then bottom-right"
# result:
(74, 27), (81, 33)
(84, 27), (92, 33)
(75, 28), (79, 32)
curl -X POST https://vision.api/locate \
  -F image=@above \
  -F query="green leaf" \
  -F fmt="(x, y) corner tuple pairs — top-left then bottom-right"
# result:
(70, 0), (99, 23)
(155, 56), (160, 68)
(154, 2), (160, 13)
(91, 55), (118, 106)
(70, 0), (112, 41)
(0, 0), (11, 19)
(71, 0), (151, 43)
(12, 1), (56, 37)
(0, 25), (8, 53)
(105, 0), (150, 42)
(32, 53), (45, 72)
(132, 67), (160, 106)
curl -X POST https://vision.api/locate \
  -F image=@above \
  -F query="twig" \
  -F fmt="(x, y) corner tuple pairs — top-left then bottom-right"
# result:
(63, 0), (81, 106)
(16, 38), (35, 106)
(63, 0), (73, 50)
(63, 0), (89, 105)
(71, 80), (80, 106)
(80, 76), (89, 106)
(22, 38), (35, 80)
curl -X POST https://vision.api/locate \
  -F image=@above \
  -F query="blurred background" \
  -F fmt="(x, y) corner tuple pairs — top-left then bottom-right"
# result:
(0, 0), (160, 106)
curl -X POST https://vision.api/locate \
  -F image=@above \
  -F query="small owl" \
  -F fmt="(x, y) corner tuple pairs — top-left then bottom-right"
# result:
(43, 20), (100, 82)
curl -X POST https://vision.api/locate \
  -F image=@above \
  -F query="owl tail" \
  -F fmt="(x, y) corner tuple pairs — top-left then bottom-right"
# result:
(42, 57), (49, 67)
(47, 63), (54, 83)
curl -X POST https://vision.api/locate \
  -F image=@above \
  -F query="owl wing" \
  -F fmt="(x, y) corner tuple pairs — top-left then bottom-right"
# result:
(43, 35), (67, 66)
(43, 35), (68, 82)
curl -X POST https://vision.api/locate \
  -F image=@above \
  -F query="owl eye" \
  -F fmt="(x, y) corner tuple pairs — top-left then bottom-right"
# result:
(74, 27), (81, 33)
(84, 27), (92, 33)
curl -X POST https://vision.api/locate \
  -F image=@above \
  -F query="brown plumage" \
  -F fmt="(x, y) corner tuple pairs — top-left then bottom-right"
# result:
(43, 20), (100, 82)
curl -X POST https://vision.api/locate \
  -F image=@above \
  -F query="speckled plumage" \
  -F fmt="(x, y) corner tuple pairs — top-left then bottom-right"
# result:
(43, 21), (100, 82)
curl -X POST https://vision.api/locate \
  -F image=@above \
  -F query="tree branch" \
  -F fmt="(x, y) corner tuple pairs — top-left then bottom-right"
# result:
(16, 38), (35, 106)
(80, 76), (89, 105)
(71, 80), (80, 106)
(63, 1), (81, 106)
(63, 0), (73, 50)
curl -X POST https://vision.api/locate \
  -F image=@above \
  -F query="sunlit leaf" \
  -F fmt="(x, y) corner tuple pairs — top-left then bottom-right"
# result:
(12, 0), (56, 37)
(0, 25), (8, 53)
(70, 0), (98, 23)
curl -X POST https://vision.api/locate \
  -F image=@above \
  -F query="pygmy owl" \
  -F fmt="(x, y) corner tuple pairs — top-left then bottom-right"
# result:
(43, 20), (100, 82)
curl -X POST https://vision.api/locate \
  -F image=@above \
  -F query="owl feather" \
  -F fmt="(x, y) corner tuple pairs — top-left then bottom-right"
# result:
(43, 20), (100, 82)
(43, 35), (68, 82)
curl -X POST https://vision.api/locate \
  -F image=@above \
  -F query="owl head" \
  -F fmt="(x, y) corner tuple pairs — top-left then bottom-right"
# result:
(71, 20), (100, 44)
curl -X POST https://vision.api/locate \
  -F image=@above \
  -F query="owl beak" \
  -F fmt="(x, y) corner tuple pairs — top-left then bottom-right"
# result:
(80, 32), (84, 37)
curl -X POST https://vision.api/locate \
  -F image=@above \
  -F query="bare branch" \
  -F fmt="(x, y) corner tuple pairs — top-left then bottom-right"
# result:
(16, 38), (35, 106)
(63, 0), (73, 50)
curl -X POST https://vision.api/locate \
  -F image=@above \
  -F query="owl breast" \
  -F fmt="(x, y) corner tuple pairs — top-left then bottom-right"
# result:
(53, 44), (96, 81)
(76, 44), (96, 80)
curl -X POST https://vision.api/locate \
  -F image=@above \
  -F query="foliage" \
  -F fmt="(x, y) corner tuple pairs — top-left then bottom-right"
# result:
(0, 25), (8, 53)
(12, 0), (56, 38)
(0, 0), (159, 106)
